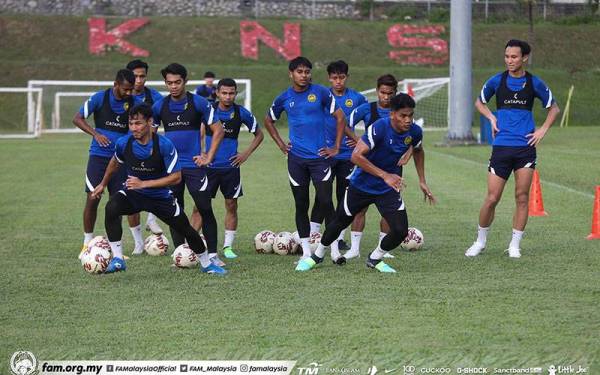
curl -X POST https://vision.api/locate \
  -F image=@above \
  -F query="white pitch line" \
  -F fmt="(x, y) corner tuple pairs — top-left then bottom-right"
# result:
(428, 150), (595, 199)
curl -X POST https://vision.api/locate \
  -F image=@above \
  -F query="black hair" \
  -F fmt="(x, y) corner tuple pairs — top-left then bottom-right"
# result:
(505, 39), (531, 56)
(115, 69), (135, 85)
(217, 78), (237, 90)
(126, 59), (149, 72)
(161, 63), (188, 80)
(288, 56), (312, 71)
(128, 103), (154, 120)
(327, 60), (349, 75)
(203, 71), (216, 78)
(390, 93), (416, 111)
(377, 74), (398, 89)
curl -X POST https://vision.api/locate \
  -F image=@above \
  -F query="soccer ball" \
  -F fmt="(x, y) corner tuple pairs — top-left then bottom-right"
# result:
(254, 230), (275, 253)
(309, 232), (322, 253)
(273, 231), (295, 255)
(87, 235), (110, 250)
(172, 244), (198, 268)
(400, 227), (424, 251)
(81, 239), (112, 274)
(291, 231), (301, 254)
(144, 234), (169, 256)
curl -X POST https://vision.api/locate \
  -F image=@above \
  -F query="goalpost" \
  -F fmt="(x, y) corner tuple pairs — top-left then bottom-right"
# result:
(22, 79), (252, 136)
(0, 87), (43, 139)
(358, 77), (450, 131)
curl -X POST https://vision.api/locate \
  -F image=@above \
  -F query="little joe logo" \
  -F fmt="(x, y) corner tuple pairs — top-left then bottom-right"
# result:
(10, 351), (37, 375)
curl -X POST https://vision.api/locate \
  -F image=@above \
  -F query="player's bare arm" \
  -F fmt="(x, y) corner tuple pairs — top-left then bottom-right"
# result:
(73, 112), (110, 147)
(125, 170), (182, 190)
(230, 127), (264, 167)
(263, 115), (290, 155)
(526, 102), (560, 147)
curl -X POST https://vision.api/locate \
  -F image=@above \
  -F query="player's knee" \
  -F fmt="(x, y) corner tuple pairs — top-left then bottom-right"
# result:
(104, 198), (120, 218)
(484, 193), (501, 207)
(515, 191), (528, 206)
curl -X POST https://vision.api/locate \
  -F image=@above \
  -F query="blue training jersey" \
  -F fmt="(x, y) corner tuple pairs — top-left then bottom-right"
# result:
(152, 93), (215, 169)
(195, 85), (217, 102)
(324, 88), (367, 160)
(206, 104), (259, 169)
(78, 89), (132, 159)
(480, 72), (554, 147)
(349, 102), (391, 129)
(350, 118), (423, 195)
(268, 83), (339, 159)
(114, 134), (180, 199)
(133, 87), (163, 105)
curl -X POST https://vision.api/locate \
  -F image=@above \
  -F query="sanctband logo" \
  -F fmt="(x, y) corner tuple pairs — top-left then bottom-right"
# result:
(10, 351), (37, 375)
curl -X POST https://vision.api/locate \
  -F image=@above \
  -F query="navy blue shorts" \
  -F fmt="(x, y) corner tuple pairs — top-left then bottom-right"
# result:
(488, 146), (536, 180)
(170, 167), (208, 195)
(205, 168), (243, 199)
(342, 185), (405, 217)
(331, 159), (356, 186)
(287, 153), (333, 187)
(85, 155), (127, 194)
(115, 189), (182, 219)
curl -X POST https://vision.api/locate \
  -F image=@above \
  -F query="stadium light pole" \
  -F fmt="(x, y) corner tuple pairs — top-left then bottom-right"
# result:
(444, 0), (477, 145)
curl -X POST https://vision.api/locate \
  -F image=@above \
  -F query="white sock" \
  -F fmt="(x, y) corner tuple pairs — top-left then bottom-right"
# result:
(223, 230), (236, 248)
(300, 238), (311, 258)
(209, 252), (217, 259)
(109, 241), (123, 259)
(477, 225), (489, 246)
(310, 222), (321, 234)
(146, 212), (157, 225)
(83, 232), (94, 246)
(330, 240), (340, 259)
(198, 251), (211, 268)
(370, 246), (386, 260)
(350, 231), (363, 252)
(129, 225), (143, 246)
(337, 229), (346, 241)
(509, 229), (524, 249)
(315, 243), (326, 258)
(378, 232), (386, 245)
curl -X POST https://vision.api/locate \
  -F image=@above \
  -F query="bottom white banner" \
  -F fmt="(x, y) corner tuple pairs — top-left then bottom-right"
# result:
(28, 359), (295, 375)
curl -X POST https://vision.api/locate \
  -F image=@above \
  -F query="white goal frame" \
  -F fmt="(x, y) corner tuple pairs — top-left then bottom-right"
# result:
(358, 77), (450, 131)
(0, 87), (43, 139)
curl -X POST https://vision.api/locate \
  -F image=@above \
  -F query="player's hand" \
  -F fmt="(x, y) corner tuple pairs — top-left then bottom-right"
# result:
(398, 146), (414, 166)
(278, 141), (291, 156)
(490, 116), (499, 138)
(125, 176), (146, 190)
(526, 127), (548, 147)
(91, 184), (105, 199)
(345, 137), (358, 148)
(94, 133), (111, 147)
(230, 152), (249, 167)
(419, 181), (436, 204)
(319, 147), (339, 159)
(193, 154), (210, 167)
(383, 173), (405, 192)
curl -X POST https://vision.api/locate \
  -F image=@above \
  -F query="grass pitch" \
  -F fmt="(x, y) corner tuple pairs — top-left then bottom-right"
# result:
(1, 126), (598, 370)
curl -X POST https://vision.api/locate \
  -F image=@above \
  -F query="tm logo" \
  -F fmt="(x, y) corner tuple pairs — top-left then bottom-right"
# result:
(298, 363), (322, 375)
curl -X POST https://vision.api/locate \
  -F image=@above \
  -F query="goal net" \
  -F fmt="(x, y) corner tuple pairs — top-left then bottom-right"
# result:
(358, 77), (450, 131)
(26, 79), (252, 135)
(0, 88), (43, 138)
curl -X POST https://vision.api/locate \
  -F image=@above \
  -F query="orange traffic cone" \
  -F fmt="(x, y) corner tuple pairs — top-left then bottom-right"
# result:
(407, 84), (415, 98)
(587, 186), (600, 240)
(528, 170), (548, 216)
